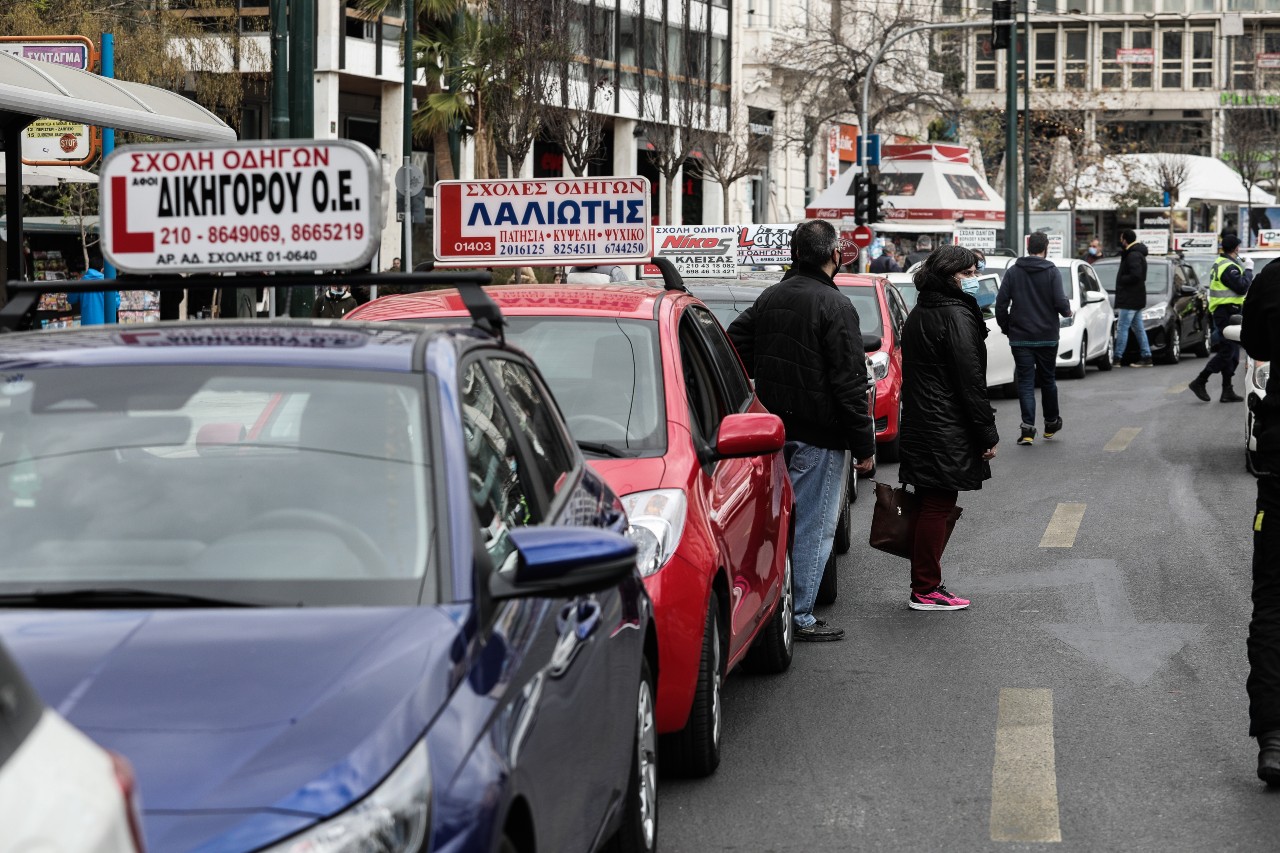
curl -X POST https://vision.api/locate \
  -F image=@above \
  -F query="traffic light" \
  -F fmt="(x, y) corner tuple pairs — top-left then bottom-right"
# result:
(992, 0), (1012, 50)
(866, 180), (882, 224)
(852, 173), (870, 225)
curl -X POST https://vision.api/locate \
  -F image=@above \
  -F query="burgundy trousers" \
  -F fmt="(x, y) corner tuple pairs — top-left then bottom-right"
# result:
(910, 486), (959, 595)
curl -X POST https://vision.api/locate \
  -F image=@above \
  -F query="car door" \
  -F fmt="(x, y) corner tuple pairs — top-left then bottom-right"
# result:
(460, 355), (616, 853)
(677, 307), (767, 660)
(1078, 263), (1110, 359)
(1169, 262), (1196, 340)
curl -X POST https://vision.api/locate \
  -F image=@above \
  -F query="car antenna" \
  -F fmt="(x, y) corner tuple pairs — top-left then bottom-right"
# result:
(457, 281), (506, 343)
(651, 256), (688, 293)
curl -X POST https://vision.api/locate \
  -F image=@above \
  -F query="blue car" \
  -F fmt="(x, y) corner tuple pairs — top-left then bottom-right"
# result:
(0, 313), (658, 853)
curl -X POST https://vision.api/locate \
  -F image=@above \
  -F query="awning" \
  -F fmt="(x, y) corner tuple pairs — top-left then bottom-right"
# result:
(0, 53), (236, 142)
(0, 160), (97, 187)
(1057, 153), (1276, 210)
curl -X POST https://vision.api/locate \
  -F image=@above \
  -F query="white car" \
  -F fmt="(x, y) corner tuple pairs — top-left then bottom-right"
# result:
(0, 643), (143, 852)
(1225, 320), (1271, 476)
(887, 271), (1016, 391)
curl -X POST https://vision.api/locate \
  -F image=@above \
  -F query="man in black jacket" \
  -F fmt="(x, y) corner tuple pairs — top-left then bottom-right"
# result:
(728, 220), (876, 642)
(995, 232), (1072, 446)
(1114, 229), (1154, 367)
(1241, 256), (1280, 785)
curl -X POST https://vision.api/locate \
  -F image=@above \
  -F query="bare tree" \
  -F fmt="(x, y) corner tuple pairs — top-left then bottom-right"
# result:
(693, 98), (770, 224)
(1153, 152), (1191, 206)
(543, 105), (608, 177)
(1223, 109), (1271, 243)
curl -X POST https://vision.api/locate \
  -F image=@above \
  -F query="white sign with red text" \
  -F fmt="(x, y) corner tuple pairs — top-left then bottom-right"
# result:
(736, 223), (797, 266)
(99, 140), (382, 274)
(433, 178), (651, 266)
(650, 225), (738, 278)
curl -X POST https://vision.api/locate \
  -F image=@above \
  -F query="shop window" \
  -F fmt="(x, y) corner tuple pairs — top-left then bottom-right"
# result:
(974, 35), (997, 89)
(1100, 29), (1123, 88)
(1190, 29), (1213, 89)
(1064, 29), (1088, 88)
(1131, 29), (1153, 88)
(1034, 30), (1057, 88)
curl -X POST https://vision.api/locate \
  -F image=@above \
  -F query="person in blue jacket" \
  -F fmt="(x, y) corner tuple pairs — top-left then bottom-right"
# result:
(65, 263), (119, 325)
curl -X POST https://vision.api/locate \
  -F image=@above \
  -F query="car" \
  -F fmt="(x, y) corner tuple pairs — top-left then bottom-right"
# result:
(886, 272), (1016, 392)
(0, 640), (144, 853)
(1092, 255), (1212, 363)
(833, 273), (910, 461)
(0, 289), (658, 853)
(350, 280), (795, 779)
(1225, 319), (1271, 476)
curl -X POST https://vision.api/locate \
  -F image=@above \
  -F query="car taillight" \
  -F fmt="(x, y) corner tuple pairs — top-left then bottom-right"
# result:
(111, 751), (147, 853)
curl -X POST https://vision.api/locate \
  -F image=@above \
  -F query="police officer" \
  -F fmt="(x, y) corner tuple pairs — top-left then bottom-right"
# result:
(1189, 234), (1253, 403)
(1241, 254), (1280, 785)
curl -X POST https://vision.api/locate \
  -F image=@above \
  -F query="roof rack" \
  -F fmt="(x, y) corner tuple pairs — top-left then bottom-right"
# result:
(0, 270), (497, 334)
(649, 256), (688, 293)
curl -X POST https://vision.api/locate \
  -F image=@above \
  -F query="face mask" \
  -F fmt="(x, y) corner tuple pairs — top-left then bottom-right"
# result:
(328, 288), (348, 299)
(976, 261), (986, 273)
(960, 277), (980, 296)
(1088, 247), (1098, 256)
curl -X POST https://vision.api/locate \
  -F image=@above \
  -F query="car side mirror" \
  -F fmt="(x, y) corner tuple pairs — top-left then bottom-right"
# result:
(713, 412), (785, 460)
(1178, 284), (1198, 296)
(862, 335), (882, 353)
(489, 526), (637, 600)
(1084, 291), (1105, 304)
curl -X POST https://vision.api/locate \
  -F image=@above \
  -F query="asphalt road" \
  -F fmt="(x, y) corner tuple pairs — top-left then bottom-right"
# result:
(659, 355), (1270, 852)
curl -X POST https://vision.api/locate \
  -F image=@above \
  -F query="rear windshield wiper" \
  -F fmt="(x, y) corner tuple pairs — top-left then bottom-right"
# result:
(0, 588), (258, 609)
(576, 440), (630, 459)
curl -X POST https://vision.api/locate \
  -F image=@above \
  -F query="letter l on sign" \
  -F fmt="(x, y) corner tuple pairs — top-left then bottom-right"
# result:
(111, 176), (154, 253)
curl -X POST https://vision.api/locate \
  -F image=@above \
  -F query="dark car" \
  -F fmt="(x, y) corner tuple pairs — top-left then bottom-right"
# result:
(0, 302), (657, 853)
(1093, 255), (1212, 363)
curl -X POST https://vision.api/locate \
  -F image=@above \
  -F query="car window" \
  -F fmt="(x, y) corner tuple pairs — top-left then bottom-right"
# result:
(835, 287), (884, 339)
(461, 360), (538, 570)
(886, 286), (908, 333)
(488, 358), (576, 503)
(1059, 267), (1077, 303)
(976, 274), (1001, 319)
(894, 280), (919, 311)
(688, 304), (752, 413)
(703, 302), (740, 329)
(678, 315), (729, 447)
(1173, 263), (1188, 289)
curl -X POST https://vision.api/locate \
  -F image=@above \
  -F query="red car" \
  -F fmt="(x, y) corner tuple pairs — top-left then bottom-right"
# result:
(834, 273), (909, 461)
(349, 283), (794, 778)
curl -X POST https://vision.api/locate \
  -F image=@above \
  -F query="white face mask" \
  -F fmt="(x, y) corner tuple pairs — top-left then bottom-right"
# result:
(960, 277), (981, 296)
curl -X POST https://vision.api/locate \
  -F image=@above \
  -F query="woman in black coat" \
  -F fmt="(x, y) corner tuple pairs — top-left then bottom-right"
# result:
(897, 245), (1000, 611)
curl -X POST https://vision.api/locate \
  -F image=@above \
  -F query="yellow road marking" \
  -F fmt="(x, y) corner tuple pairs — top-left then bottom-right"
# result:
(1039, 503), (1086, 548)
(1104, 427), (1142, 452)
(991, 688), (1062, 843)
(1166, 383), (1188, 395)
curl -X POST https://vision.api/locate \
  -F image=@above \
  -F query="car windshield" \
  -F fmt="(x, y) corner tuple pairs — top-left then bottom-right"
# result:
(1092, 260), (1166, 295)
(500, 317), (665, 456)
(837, 287), (885, 338)
(1183, 255), (1216, 286)
(894, 280), (919, 310)
(0, 367), (432, 606)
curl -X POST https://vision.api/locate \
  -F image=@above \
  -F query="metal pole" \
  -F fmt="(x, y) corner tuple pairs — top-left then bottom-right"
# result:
(403, 0), (415, 273)
(3, 117), (35, 298)
(270, 0), (289, 139)
(1021, 0), (1031, 242)
(1004, 16), (1018, 252)
(288, 0), (314, 137)
(101, 34), (116, 281)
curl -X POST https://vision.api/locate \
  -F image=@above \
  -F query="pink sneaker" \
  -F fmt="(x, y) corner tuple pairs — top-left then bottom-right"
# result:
(909, 585), (970, 611)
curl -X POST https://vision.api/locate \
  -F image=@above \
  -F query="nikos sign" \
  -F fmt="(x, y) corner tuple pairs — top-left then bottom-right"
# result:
(100, 140), (382, 274)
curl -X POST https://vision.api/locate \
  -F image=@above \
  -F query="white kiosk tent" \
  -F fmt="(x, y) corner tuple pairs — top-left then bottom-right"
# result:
(807, 144), (1006, 234)
(0, 51), (236, 285)
(1056, 153), (1277, 211)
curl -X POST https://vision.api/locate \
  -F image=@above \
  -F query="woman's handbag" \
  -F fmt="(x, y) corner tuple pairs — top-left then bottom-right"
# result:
(868, 482), (963, 559)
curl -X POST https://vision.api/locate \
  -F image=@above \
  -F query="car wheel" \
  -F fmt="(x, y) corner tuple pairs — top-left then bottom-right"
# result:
(746, 550), (794, 674)
(835, 490), (851, 554)
(1068, 334), (1088, 379)
(1192, 320), (1212, 358)
(604, 659), (658, 853)
(877, 401), (902, 463)
(661, 604), (721, 778)
(497, 836), (519, 853)
(817, 547), (838, 605)
(1095, 329), (1115, 372)
(1159, 325), (1181, 364)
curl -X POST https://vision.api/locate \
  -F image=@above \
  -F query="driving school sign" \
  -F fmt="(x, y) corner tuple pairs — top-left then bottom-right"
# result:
(434, 178), (651, 265)
(651, 225), (738, 277)
(100, 140), (382, 274)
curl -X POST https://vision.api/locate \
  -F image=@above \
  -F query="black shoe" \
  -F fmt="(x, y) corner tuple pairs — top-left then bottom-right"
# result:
(1259, 731), (1280, 787)
(1044, 417), (1063, 439)
(1222, 386), (1245, 403)
(1131, 357), (1154, 368)
(795, 619), (845, 642)
(1188, 377), (1211, 402)
(1017, 425), (1036, 446)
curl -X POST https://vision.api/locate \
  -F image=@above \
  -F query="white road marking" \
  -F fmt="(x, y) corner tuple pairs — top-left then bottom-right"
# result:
(990, 688), (1062, 843)
(1040, 503), (1086, 548)
(1166, 383), (1188, 395)
(1104, 427), (1142, 453)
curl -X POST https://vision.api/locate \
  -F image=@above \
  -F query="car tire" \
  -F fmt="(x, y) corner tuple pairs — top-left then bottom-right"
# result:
(746, 550), (794, 674)
(1192, 321), (1212, 358)
(661, 604), (721, 778)
(817, 547), (838, 605)
(877, 401), (902, 463)
(835, 490), (851, 554)
(497, 835), (519, 853)
(603, 659), (659, 853)
(1068, 335), (1088, 379)
(1159, 325), (1181, 364)
(1095, 329), (1115, 372)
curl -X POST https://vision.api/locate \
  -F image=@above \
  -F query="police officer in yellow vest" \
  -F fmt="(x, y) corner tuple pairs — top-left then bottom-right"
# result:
(1189, 233), (1253, 402)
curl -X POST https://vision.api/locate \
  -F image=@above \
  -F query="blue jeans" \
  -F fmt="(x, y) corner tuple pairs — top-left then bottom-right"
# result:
(784, 441), (845, 629)
(1114, 308), (1151, 360)
(1012, 345), (1060, 427)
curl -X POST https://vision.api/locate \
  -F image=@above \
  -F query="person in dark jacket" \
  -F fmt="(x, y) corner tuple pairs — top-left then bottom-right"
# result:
(728, 219), (876, 642)
(1241, 254), (1280, 785)
(312, 284), (358, 318)
(995, 232), (1072, 446)
(905, 235), (933, 268)
(1113, 229), (1154, 367)
(898, 245), (999, 611)
(869, 248), (902, 274)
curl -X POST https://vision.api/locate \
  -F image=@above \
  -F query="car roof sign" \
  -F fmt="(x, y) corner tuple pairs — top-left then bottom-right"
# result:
(433, 177), (652, 266)
(99, 139), (382, 274)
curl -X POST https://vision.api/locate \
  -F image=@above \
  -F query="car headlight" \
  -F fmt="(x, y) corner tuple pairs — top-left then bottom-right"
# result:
(867, 351), (890, 382)
(621, 489), (687, 577)
(263, 739), (430, 853)
(1141, 301), (1167, 322)
(1254, 361), (1271, 394)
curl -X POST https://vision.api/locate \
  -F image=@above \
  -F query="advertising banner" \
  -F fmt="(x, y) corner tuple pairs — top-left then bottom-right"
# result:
(434, 178), (651, 266)
(953, 228), (997, 250)
(100, 140), (383, 274)
(1173, 232), (1220, 252)
(1135, 229), (1170, 255)
(735, 223), (797, 266)
(649, 225), (738, 278)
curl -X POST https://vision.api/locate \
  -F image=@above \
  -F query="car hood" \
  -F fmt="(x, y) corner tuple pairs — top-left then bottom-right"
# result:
(589, 456), (668, 497)
(0, 606), (463, 851)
